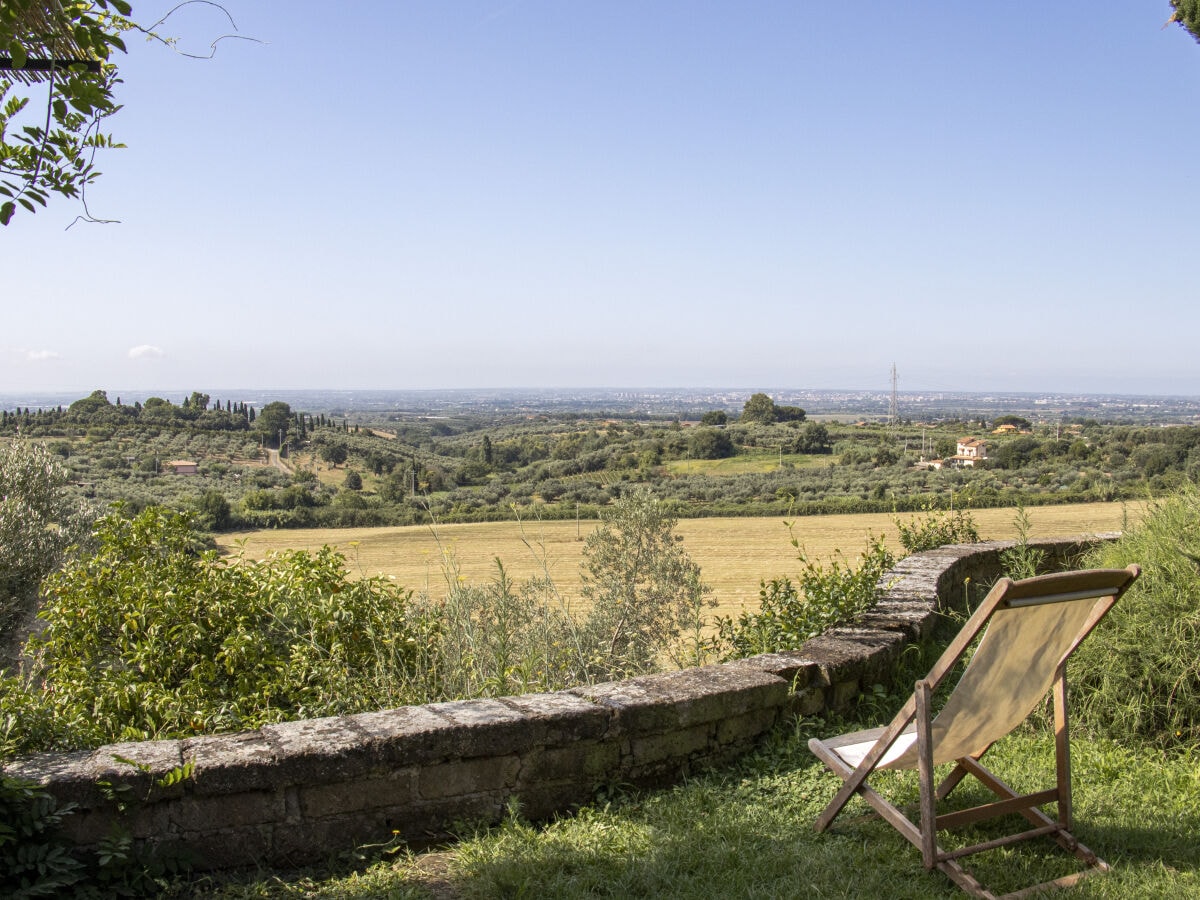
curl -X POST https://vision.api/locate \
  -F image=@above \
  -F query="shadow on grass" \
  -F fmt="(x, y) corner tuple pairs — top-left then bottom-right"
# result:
(183, 721), (1196, 899)
(447, 725), (1198, 900)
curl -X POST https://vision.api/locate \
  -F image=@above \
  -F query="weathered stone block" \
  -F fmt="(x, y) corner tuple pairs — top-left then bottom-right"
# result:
(348, 704), (461, 767)
(260, 715), (375, 785)
(728, 652), (817, 691)
(519, 741), (620, 783)
(89, 740), (188, 799)
(423, 697), (546, 759)
(497, 692), (612, 745)
(177, 824), (271, 870)
(269, 811), (391, 864)
(183, 731), (277, 796)
(830, 679), (861, 709)
(392, 793), (507, 841)
(714, 706), (779, 747)
(2, 748), (99, 807)
(801, 626), (905, 687)
(418, 755), (520, 801)
(570, 665), (782, 736)
(299, 769), (417, 818)
(793, 685), (827, 716)
(513, 780), (595, 820)
(627, 721), (711, 767)
(172, 789), (284, 832)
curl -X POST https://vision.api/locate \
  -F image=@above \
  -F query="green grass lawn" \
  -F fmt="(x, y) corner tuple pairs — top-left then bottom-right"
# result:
(180, 699), (1198, 899)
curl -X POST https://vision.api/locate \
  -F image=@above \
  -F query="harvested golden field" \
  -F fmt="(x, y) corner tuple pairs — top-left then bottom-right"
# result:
(220, 501), (1140, 620)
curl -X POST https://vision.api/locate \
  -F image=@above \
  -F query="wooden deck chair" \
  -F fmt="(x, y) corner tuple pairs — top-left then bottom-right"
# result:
(809, 565), (1141, 899)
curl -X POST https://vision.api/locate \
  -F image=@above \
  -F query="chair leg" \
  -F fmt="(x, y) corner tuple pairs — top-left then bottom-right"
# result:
(916, 680), (938, 870)
(1053, 670), (1073, 830)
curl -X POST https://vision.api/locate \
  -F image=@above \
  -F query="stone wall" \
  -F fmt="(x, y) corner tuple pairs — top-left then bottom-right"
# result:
(1, 536), (1110, 870)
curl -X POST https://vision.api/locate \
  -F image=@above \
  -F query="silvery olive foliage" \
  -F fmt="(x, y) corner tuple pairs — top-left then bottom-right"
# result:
(0, 441), (93, 646)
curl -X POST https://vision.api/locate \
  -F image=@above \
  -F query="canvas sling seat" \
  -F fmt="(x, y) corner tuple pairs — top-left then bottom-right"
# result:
(808, 565), (1141, 899)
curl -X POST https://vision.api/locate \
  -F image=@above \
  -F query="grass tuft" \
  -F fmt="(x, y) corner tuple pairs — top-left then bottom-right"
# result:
(1073, 486), (1200, 751)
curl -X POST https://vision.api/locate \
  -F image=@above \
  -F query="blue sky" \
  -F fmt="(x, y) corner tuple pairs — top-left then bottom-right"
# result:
(4, 2), (1199, 396)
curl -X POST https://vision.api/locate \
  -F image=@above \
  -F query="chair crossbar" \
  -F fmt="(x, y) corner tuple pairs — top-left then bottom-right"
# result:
(1001, 587), (1118, 608)
(938, 823), (1064, 862)
(935, 789), (1060, 831)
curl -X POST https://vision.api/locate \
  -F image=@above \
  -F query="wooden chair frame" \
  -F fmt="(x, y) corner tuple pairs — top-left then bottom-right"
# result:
(809, 565), (1140, 899)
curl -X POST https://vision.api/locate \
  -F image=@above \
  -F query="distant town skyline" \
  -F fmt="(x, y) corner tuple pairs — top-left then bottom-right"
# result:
(4, 3), (1199, 395)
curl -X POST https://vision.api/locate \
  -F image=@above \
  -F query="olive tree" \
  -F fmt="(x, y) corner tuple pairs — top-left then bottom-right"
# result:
(579, 488), (713, 678)
(0, 441), (93, 652)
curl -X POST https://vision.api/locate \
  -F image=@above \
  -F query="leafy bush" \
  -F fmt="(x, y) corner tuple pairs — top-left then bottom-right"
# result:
(577, 488), (714, 679)
(0, 775), (84, 896)
(0, 442), (94, 655)
(2, 507), (434, 754)
(415, 561), (585, 700)
(1073, 487), (1200, 751)
(0, 767), (195, 897)
(716, 533), (894, 658)
(893, 506), (980, 553)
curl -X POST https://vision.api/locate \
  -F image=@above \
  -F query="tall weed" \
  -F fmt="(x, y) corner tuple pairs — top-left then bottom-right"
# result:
(411, 560), (585, 700)
(893, 505), (980, 553)
(999, 503), (1045, 579)
(1073, 486), (1200, 750)
(715, 532), (894, 658)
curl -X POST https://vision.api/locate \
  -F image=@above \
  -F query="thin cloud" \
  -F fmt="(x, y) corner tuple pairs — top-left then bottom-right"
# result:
(25, 349), (61, 361)
(128, 345), (165, 360)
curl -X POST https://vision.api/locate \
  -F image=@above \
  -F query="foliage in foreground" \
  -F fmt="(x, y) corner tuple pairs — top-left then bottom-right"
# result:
(894, 506), (980, 554)
(715, 531), (895, 659)
(1, 490), (717, 756)
(1, 506), (435, 754)
(1073, 485), (1200, 750)
(0, 441), (94, 655)
(1, 0), (129, 225)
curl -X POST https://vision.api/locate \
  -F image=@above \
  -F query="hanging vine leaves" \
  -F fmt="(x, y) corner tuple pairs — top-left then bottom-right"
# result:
(0, 1), (133, 226)
(1, 1), (253, 227)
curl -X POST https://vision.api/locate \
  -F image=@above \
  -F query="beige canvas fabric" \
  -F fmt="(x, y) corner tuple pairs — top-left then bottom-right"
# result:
(834, 596), (1102, 771)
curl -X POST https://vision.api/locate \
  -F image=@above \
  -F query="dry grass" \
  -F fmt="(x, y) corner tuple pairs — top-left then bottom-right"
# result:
(219, 501), (1140, 621)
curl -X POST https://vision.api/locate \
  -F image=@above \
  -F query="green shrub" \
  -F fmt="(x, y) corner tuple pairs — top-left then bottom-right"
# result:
(0, 775), (85, 896)
(3, 506), (435, 754)
(716, 533), (894, 658)
(577, 488), (714, 680)
(998, 503), (1045, 579)
(415, 561), (585, 700)
(893, 506), (980, 553)
(1073, 487), (1200, 751)
(0, 442), (94, 655)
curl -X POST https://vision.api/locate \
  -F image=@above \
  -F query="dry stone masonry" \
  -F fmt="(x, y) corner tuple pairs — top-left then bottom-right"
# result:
(2, 536), (1110, 869)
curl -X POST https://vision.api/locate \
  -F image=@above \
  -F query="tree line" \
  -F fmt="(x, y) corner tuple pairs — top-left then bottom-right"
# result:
(4, 389), (1199, 531)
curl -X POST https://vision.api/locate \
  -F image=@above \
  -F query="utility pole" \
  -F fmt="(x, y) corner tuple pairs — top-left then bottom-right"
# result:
(888, 362), (899, 427)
